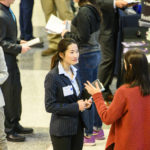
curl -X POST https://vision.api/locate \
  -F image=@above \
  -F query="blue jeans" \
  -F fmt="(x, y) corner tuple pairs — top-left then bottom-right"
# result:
(19, 0), (34, 40)
(78, 51), (102, 135)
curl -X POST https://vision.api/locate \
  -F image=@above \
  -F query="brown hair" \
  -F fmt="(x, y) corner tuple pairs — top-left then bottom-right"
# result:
(124, 49), (150, 96)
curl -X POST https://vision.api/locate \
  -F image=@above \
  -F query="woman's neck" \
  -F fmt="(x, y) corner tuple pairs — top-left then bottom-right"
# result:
(61, 61), (71, 72)
(60, 61), (74, 79)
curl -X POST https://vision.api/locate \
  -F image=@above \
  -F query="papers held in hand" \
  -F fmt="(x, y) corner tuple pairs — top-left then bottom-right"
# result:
(21, 37), (42, 47)
(45, 14), (71, 34)
(124, 0), (140, 4)
(81, 79), (105, 99)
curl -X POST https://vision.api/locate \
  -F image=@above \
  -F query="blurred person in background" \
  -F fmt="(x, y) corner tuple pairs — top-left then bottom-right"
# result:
(19, 0), (34, 41)
(0, 0), (33, 142)
(96, 0), (128, 105)
(40, 0), (74, 56)
(0, 46), (8, 150)
(19, 0), (43, 47)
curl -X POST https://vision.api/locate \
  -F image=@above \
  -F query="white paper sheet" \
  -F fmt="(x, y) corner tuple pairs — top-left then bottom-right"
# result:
(21, 37), (41, 47)
(45, 15), (70, 34)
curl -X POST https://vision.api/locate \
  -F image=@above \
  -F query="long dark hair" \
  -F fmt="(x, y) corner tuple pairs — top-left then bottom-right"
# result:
(124, 49), (150, 96)
(51, 38), (77, 69)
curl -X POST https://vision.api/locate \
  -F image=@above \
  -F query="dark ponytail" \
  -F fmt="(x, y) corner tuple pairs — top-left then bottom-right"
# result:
(51, 52), (60, 69)
(50, 38), (77, 70)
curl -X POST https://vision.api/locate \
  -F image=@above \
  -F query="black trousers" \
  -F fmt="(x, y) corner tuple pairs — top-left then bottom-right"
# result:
(98, 34), (117, 96)
(51, 122), (84, 150)
(1, 64), (22, 133)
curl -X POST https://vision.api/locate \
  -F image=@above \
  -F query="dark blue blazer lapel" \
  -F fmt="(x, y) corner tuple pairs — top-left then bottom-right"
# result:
(59, 74), (78, 101)
(76, 75), (82, 92)
(56, 66), (82, 101)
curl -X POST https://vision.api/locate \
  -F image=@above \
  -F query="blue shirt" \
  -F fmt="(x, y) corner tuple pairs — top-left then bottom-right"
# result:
(58, 62), (80, 96)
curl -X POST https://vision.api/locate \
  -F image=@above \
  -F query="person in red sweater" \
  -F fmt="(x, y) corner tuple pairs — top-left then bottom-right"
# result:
(84, 49), (150, 150)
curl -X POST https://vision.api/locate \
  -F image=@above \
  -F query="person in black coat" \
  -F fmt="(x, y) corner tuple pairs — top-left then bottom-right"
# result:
(96, 0), (128, 103)
(44, 38), (92, 150)
(0, 0), (33, 142)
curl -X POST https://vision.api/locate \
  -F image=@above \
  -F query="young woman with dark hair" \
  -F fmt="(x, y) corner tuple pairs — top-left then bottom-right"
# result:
(50, 38), (77, 70)
(44, 38), (92, 150)
(84, 49), (150, 150)
(124, 50), (150, 95)
(61, 0), (104, 145)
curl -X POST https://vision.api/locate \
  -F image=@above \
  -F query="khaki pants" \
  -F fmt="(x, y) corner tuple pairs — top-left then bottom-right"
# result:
(41, 0), (73, 50)
(0, 107), (8, 150)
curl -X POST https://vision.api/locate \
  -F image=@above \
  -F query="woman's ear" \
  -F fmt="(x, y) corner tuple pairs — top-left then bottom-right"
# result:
(59, 52), (64, 59)
(129, 64), (132, 70)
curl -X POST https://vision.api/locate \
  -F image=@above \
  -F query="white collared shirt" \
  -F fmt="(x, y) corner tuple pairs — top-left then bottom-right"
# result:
(58, 62), (80, 96)
(114, 0), (116, 9)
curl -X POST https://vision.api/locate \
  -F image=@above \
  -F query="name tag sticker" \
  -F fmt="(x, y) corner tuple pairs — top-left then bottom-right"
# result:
(63, 85), (73, 96)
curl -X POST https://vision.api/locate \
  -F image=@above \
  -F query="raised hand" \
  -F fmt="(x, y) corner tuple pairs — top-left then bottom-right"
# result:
(84, 81), (101, 96)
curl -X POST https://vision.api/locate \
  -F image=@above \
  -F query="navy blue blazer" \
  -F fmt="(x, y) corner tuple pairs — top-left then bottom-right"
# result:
(44, 65), (87, 136)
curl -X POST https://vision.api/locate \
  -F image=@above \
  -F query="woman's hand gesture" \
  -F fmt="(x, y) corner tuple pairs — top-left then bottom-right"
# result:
(84, 81), (101, 96)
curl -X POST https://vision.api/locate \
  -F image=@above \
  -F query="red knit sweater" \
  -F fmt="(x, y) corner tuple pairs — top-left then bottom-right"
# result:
(93, 84), (150, 150)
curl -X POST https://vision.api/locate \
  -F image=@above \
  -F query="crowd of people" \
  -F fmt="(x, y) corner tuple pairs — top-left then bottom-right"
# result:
(0, 0), (150, 150)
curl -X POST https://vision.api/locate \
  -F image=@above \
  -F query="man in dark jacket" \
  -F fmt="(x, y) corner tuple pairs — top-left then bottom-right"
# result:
(0, 0), (33, 142)
(96, 0), (128, 102)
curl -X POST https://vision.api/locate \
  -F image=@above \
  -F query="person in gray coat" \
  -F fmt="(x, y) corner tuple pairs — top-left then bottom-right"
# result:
(0, 46), (8, 150)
